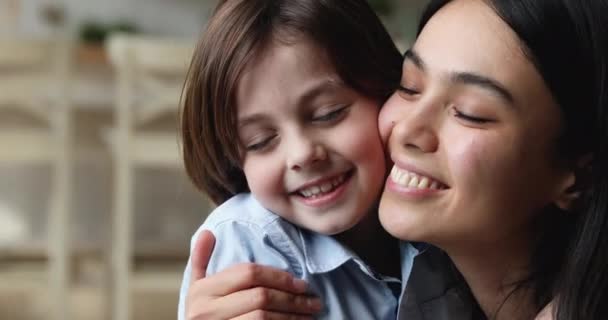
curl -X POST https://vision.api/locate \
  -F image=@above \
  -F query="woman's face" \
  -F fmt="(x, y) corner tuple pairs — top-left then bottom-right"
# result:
(377, 0), (573, 248)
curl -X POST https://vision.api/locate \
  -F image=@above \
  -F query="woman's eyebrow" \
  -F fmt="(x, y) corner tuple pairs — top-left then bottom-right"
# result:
(451, 72), (514, 104)
(404, 48), (514, 105)
(404, 49), (426, 70)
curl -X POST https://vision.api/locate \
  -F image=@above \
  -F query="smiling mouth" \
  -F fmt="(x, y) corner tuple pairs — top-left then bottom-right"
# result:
(390, 166), (448, 190)
(294, 171), (352, 199)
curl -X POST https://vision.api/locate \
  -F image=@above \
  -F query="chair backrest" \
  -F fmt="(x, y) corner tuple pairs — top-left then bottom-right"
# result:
(0, 39), (52, 68)
(0, 37), (69, 123)
(106, 34), (194, 126)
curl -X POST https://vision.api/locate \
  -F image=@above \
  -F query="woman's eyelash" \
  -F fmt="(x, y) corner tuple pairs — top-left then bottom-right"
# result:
(454, 109), (493, 124)
(397, 85), (419, 95)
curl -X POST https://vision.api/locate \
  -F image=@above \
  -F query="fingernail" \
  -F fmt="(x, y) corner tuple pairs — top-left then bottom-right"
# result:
(292, 278), (308, 292)
(308, 298), (323, 311)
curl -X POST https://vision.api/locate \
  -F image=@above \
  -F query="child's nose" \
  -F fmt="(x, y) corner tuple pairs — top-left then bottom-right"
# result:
(286, 135), (328, 171)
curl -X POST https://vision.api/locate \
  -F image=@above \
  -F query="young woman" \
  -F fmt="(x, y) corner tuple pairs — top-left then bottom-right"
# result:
(184, 0), (608, 319)
(378, 0), (608, 318)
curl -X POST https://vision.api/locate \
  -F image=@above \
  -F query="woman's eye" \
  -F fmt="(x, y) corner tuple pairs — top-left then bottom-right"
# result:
(314, 106), (348, 122)
(245, 135), (275, 151)
(454, 109), (493, 124)
(396, 85), (420, 100)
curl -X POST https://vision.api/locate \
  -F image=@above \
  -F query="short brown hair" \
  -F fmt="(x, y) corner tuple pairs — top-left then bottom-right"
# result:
(181, 0), (402, 204)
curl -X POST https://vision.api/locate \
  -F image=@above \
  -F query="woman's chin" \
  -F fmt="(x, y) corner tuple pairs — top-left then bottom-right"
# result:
(378, 198), (423, 242)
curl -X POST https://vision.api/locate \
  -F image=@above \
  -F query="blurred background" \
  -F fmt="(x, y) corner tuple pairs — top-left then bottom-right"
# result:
(0, 0), (426, 319)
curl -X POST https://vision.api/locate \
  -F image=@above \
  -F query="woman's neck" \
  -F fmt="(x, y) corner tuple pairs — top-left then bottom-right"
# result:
(335, 210), (401, 279)
(444, 231), (537, 320)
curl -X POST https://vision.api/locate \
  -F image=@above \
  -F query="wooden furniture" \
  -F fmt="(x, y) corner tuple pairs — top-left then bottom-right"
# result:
(0, 36), (73, 320)
(104, 33), (194, 320)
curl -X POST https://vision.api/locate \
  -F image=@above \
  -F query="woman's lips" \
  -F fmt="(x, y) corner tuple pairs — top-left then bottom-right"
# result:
(389, 165), (448, 190)
(385, 165), (449, 198)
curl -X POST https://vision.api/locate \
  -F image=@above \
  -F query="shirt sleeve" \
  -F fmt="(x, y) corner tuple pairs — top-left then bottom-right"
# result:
(177, 219), (298, 320)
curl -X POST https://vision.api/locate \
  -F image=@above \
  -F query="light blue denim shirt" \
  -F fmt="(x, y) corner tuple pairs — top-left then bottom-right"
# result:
(178, 193), (420, 320)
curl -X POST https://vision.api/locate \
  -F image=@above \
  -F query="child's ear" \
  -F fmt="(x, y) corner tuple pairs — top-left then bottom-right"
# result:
(554, 154), (593, 211)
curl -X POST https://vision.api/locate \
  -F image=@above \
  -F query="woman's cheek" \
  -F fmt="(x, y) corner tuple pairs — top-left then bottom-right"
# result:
(378, 96), (400, 144)
(449, 134), (512, 192)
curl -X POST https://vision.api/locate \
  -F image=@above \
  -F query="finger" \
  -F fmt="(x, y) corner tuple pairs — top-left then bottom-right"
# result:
(190, 230), (216, 284)
(224, 287), (322, 315)
(187, 286), (321, 320)
(195, 263), (309, 296)
(232, 310), (315, 320)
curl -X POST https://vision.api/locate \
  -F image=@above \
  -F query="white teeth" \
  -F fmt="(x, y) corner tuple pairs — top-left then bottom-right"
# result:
(390, 166), (445, 190)
(332, 175), (345, 187)
(408, 176), (419, 188)
(298, 174), (346, 198)
(397, 172), (409, 185)
(320, 182), (332, 193)
(418, 177), (429, 189)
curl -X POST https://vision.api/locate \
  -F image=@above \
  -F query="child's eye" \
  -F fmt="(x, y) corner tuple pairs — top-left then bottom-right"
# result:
(453, 108), (493, 124)
(313, 105), (348, 123)
(245, 135), (276, 151)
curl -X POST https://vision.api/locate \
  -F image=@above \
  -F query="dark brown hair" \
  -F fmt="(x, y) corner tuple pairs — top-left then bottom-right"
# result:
(181, 0), (402, 204)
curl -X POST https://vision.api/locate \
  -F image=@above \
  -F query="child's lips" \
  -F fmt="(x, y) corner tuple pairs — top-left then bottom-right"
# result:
(290, 170), (353, 195)
(291, 170), (354, 208)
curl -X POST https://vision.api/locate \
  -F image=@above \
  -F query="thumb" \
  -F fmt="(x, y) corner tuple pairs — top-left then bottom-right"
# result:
(190, 230), (216, 284)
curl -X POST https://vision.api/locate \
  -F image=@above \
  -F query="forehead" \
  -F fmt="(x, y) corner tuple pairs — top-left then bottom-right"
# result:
(412, 0), (553, 108)
(236, 39), (339, 116)
(414, 0), (525, 85)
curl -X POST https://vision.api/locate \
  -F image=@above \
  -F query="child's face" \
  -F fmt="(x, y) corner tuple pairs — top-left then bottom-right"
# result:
(237, 39), (386, 235)
(377, 0), (573, 249)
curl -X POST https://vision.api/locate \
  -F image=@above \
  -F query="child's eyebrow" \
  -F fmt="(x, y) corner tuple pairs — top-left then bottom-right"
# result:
(238, 114), (267, 128)
(297, 78), (346, 106)
(238, 78), (347, 128)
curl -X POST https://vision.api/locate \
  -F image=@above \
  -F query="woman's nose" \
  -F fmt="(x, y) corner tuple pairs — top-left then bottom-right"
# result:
(390, 102), (439, 154)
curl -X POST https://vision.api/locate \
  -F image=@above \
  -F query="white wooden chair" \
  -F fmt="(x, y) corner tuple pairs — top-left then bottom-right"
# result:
(0, 37), (72, 320)
(104, 33), (194, 320)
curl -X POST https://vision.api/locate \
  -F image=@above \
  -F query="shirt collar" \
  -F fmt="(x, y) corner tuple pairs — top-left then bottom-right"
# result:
(399, 241), (423, 293)
(299, 230), (426, 282)
(299, 229), (357, 274)
(411, 241), (430, 253)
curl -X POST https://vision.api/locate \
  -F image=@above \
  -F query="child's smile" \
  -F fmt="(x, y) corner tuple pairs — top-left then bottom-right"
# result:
(291, 169), (353, 208)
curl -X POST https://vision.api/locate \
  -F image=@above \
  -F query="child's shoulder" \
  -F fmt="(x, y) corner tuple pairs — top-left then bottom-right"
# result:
(191, 193), (308, 277)
(202, 193), (281, 229)
(196, 193), (305, 249)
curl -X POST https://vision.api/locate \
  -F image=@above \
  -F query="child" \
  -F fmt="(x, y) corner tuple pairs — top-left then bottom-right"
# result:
(178, 0), (410, 319)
